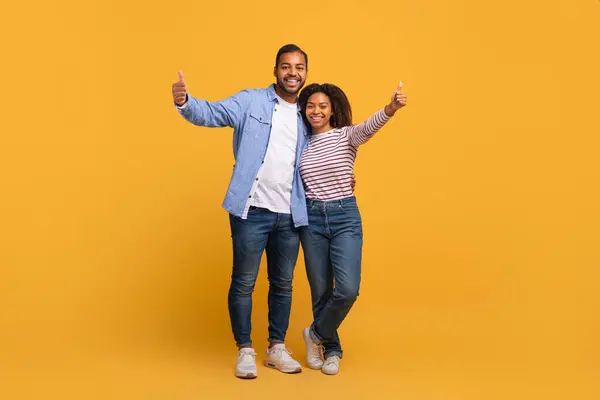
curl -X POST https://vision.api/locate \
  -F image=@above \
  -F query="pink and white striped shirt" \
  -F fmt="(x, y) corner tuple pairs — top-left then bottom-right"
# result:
(299, 109), (391, 201)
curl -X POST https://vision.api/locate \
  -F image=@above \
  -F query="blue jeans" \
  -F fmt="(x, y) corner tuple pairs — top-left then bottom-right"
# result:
(300, 196), (363, 359)
(228, 207), (300, 347)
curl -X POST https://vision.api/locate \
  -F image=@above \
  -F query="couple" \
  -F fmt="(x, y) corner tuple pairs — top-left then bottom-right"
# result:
(172, 44), (407, 378)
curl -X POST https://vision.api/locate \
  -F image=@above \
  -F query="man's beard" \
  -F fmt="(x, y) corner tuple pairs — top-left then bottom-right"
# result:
(277, 78), (302, 95)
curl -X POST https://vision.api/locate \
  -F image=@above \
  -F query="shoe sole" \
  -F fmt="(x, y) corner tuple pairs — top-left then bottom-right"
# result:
(321, 370), (338, 375)
(235, 372), (257, 379)
(264, 361), (302, 374)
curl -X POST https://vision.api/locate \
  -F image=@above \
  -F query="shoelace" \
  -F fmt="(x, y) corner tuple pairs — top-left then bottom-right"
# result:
(308, 343), (323, 360)
(324, 356), (340, 366)
(271, 346), (294, 361)
(238, 350), (256, 361)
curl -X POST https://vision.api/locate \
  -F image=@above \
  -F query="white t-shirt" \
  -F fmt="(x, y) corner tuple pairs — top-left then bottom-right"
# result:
(248, 94), (298, 214)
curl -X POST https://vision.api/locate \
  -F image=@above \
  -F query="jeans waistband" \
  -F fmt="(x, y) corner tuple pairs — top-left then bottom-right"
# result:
(306, 195), (357, 207)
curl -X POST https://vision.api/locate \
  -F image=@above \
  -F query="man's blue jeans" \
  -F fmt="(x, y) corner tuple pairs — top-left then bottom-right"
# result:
(228, 207), (300, 347)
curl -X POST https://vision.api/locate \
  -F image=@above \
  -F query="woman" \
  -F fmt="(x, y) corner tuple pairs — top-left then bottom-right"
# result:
(298, 82), (407, 375)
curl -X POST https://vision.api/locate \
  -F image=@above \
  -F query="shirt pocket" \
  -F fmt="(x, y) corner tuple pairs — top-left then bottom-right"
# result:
(249, 113), (270, 139)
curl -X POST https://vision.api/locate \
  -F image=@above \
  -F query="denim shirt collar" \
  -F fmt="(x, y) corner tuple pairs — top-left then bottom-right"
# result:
(267, 84), (307, 138)
(267, 84), (302, 114)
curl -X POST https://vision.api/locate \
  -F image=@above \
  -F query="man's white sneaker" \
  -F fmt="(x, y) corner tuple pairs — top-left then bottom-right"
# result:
(322, 355), (340, 375)
(302, 327), (323, 369)
(264, 343), (302, 373)
(235, 348), (257, 379)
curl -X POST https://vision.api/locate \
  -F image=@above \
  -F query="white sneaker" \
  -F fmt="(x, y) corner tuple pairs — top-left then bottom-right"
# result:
(235, 348), (257, 379)
(264, 343), (302, 373)
(322, 355), (340, 375)
(302, 327), (324, 369)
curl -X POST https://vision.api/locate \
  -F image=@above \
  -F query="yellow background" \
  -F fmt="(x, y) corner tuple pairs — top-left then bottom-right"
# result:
(1, 0), (599, 398)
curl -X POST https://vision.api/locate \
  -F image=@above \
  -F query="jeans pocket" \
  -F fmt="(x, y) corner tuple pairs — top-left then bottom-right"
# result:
(247, 206), (263, 215)
(339, 201), (359, 215)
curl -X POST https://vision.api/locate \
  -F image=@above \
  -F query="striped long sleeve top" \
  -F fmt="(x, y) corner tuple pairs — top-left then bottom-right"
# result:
(299, 109), (391, 201)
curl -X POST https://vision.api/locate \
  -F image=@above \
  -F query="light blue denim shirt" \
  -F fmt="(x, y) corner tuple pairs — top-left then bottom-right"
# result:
(176, 84), (309, 227)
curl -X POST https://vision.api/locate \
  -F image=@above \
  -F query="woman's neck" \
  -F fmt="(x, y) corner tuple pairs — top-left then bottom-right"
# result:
(312, 124), (333, 134)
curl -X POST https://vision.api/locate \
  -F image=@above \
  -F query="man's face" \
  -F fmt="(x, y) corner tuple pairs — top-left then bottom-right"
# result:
(274, 51), (307, 95)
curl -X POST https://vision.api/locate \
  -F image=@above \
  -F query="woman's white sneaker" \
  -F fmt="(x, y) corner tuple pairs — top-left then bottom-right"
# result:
(302, 327), (324, 369)
(235, 348), (257, 379)
(264, 343), (302, 373)
(322, 355), (340, 375)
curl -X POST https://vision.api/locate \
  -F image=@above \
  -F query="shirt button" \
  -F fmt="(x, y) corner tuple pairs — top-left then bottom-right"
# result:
(248, 195), (252, 198)
(256, 178), (259, 181)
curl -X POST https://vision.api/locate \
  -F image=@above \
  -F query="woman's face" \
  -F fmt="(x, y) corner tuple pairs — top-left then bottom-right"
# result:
(305, 92), (333, 133)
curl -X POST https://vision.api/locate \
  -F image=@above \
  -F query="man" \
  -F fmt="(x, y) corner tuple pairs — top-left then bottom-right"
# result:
(172, 44), (309, 379)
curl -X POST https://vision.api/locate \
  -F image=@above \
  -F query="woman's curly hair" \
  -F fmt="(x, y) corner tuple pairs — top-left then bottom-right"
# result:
(298, 83), (353, 130)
